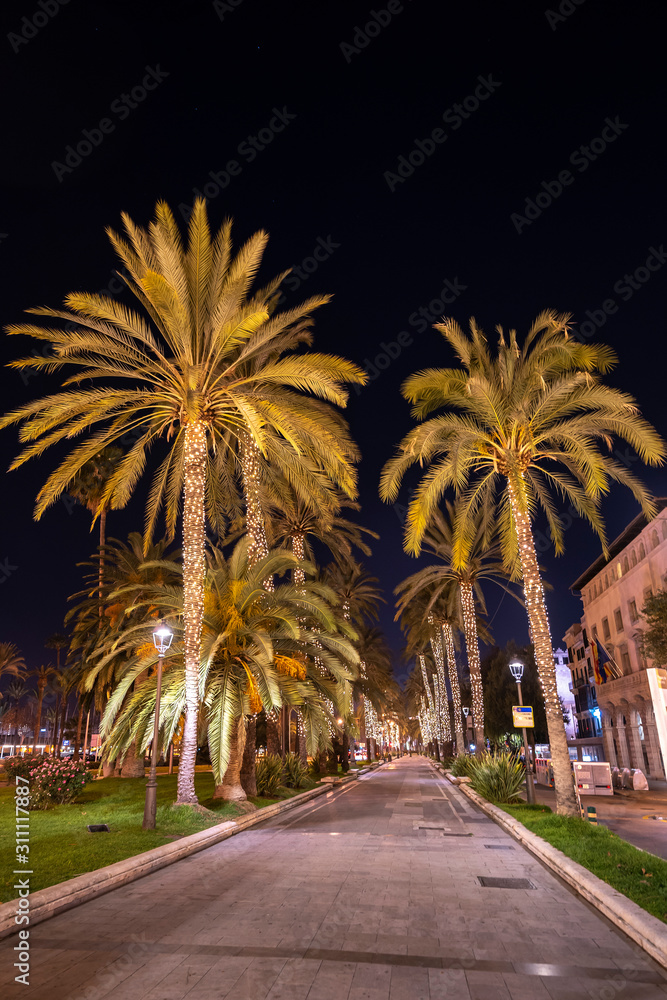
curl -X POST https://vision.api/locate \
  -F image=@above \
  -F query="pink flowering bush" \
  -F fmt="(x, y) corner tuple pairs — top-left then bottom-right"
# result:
(28, 758), (92, 809)
(1, 754), (45, 781)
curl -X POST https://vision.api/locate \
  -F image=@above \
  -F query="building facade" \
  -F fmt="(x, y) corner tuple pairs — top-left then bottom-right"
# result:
(553, 647), (577, 740)
(563, 500), (667, 780)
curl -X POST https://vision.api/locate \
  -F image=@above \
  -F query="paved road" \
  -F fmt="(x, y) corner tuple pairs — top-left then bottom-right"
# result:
(523, 782), (667, 859)
(2, 756), (666, 999)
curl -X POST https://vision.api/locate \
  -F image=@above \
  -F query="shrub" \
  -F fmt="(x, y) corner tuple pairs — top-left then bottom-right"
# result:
(283, 752), (309, 789)
(256, 754), (284, 797)
(1, 754), (46, 781)
(28, 758), (92, 809)
(468, 751), (525, 804)
(450, 753), (478, 777)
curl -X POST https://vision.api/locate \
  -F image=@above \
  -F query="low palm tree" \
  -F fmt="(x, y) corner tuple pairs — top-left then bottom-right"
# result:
(0, 643), (25, 689)
(97, 540), (359, 799)
(2, 200), (365, 805)
(30, 664), (56, 749)
(381, 311), (666, 814)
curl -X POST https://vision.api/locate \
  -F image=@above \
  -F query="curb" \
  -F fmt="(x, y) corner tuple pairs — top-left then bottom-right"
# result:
(442, 771), (667, 972)
(0, 776), (358, 940)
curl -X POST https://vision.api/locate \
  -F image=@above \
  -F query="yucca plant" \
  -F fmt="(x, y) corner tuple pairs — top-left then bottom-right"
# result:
(283, 751), (309, 788)
(468, 751), (525, 803)
(256, 753), (284, 797)
(450, 753), (478, 777)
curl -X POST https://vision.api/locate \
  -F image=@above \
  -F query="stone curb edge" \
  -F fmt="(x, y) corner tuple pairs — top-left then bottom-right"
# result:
(0, 772), (362, 940)
(441, 769), (667, 972)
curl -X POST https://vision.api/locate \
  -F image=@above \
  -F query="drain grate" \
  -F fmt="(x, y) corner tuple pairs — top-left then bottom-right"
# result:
(477, 876), (535, 889)
(484, 844), (515, 850)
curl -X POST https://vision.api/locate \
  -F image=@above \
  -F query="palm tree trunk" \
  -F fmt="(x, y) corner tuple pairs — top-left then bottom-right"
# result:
(35, 687), (44, 750)
(341, 729), (349, 772)
(441, 623), (464, 755)
(297, 712), (308, 765)
(428, 620), (452, 744)
(507, 473), (577, 816)
(51, 693), (60, 756)
(240, 716), (257, 797)
(459, 581), (485, 754)
(57, 701), (67, 758)
(266, 712), (281, 756)
(292, 533), (306, 587)
(74, 709), (83, 761)
(98, 506), (106, 625)
(120, 739), (145, 777)
(240, 433), (273, 589)
(177, 421), (207, 805)
(214, 716), (247, 801)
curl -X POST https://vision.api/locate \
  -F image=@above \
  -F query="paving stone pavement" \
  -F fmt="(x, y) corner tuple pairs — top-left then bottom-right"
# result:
(2, 756), (667, 999)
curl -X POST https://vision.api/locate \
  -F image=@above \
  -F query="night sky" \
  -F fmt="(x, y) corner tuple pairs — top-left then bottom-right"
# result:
(1, 0), (666, 683)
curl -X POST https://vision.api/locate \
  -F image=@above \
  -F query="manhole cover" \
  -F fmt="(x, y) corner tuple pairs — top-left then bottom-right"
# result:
(478, 876), (535, 889)
(484, 844), (515, 850)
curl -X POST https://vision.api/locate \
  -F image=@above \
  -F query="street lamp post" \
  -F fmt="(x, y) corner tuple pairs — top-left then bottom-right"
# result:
(143, 623), (173, 830)
(462, 707), (469, 751)
(508, 660), (536, 805)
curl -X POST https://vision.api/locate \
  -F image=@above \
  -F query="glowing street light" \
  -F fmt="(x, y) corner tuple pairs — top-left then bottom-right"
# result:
(509, 660), (535, 804)
(143, 622), (173, 830)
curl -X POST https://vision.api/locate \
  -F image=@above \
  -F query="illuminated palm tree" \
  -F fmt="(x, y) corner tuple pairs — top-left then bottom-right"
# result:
(0, 642), (25, 689)
(2, 200), (365, 804)
(381, 311), (665, 814)
(30, 664), (56, 749)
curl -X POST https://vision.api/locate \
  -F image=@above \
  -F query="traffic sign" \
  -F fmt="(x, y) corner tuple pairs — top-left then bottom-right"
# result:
(512, 705), (534, 728)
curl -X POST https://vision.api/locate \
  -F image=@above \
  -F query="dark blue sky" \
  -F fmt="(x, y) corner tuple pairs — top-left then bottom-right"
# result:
(1, 0), (666, 682)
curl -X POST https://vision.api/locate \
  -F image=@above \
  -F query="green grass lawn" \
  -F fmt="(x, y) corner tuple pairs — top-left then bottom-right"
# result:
(499, 803), (667, 923)
(0, 772), (317, 900)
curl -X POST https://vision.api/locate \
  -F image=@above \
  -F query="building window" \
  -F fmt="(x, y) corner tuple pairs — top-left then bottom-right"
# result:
(631, 550), (637, 567)
(620, 649), (631, 674)
(629, 599), (638, 623)
(662, 521), (667, 541)
(639, 542), (646, 560)
(614, 608), (623, 632)
(602, 617), (611, 641)
(651, 530), (659, 550)
(623, 556), (629, 574)
(592, 623), (598, 640)
(616, 562), (622, 579)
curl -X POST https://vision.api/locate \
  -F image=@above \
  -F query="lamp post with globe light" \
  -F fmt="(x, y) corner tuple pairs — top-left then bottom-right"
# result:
(509, 660), (535, 804)
(143, 623), (173, 830)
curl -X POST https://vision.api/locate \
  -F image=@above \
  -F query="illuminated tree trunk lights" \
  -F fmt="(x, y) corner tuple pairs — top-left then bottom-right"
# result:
(292, 533), (306, 587)
(177, 420), (207, 805)
(428, 618), (451, 744)
(459, 581), (485, 754)
(441, 622), (464, 754)
(507, 473), (577, 816)
(240, 433), (273, 589)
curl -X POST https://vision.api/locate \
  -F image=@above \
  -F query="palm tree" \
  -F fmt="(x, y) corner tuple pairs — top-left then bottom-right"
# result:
(97, 540), (359, 799)
(2, 200), (366, 805)
(68, 446), (124, 619)
(30, 664), (56, 749)
(395, 502), (520, 753)
(0, 643), (25, 691)
(381, 311), (666, 814)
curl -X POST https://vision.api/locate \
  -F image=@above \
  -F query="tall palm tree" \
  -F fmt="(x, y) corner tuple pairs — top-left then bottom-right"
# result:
(395, 502), (520, 753)
(2, 200), (365, 804)
(381, 311), (666, 814)
(30, 664), (56, 749)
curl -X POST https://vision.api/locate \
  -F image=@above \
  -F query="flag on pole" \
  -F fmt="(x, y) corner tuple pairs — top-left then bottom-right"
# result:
(591, 638), (620, 684)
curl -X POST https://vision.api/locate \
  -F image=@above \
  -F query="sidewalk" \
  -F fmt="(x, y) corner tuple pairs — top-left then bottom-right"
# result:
(1, 755), (665, 999)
